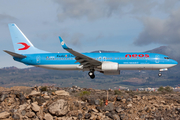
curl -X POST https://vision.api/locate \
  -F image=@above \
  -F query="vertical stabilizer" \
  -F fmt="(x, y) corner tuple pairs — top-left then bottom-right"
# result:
(8, 23), (49, 54)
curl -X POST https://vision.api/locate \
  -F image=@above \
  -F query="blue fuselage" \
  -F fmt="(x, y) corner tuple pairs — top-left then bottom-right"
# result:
(14, 52), (178, 71)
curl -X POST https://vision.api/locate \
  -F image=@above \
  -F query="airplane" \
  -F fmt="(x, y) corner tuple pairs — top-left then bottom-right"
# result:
(4, 23), (178, 79)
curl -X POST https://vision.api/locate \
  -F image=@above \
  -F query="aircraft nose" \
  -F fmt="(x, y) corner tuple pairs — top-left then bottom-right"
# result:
(172, 60), (178, 65)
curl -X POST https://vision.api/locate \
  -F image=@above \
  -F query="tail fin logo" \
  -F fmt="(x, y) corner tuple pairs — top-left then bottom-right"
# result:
(17, 42), (30, 50)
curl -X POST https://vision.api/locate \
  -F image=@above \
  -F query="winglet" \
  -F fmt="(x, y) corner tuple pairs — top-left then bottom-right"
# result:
(59, 36), (71, 50)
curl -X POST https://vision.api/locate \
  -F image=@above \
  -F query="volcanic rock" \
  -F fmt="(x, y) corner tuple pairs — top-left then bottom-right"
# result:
(55, 90), (70, 96)
(44, 113), (53, 120)
(32, 102), (40, 112)
(0, 112), (10, 119)
(48, 99), (68, 116)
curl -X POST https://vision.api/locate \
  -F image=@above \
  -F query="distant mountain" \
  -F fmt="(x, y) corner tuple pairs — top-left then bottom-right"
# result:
(91, 50), (120, 53)
(2, 66), (18, 70)
(145, 46), (175, 56)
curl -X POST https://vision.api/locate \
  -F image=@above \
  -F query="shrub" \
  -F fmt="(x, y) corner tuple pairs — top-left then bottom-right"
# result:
(79, 91), (91, 97)
(164, 86), (173, 93)
(114, 90), (122, 95)
(158, 86), (164, 92)
(158, 86), (173, 93)
(40, 86), (47, 91)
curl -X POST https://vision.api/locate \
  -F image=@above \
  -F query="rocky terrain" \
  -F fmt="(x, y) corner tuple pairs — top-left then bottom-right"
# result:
(0, 86), (180, 120)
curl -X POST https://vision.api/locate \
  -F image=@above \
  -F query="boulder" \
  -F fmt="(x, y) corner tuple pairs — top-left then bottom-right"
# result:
(48, 99), (68, 116)
(142, 96), (146, 100)
(134, 95), (141, 100)
(19, 103), (28, 112)
(28, 91), (41, 96)
(0, 94), (6, 102)
(94, 100), (100, 105)
(12, 114), (20, 120)
(26, 111), (35, 118)
(92, 108), (98, 113)
(127, 98), (132, 102)
(127, 103), (132, 108)
(55, 90), (69, 96)
(32, 102), (40, 112)
(21, 110), (26, 116)
(121, 99), (126, 103)
(87, 98), (95, 105)
(78, 113), (83, 119)
(15, 92), (26, 105)
(84, 113), (91, 119)
(115, 106), (124, 113)
(44, 113), (53, 120)
(44, 95), (50, 99)
(104, 103), (114, 111)
(113, 114), (120, 120)
(119, 114), (125, 119)
(116, 96), (121, 101)
(35, 96), (46, 106)
(0, 112), (10, 119)
(105, 112), (113, 119)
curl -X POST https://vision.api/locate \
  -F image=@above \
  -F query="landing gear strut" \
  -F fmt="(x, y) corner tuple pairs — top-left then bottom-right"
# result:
(158, 72), (162, 77)
(88, 69), (95, 79)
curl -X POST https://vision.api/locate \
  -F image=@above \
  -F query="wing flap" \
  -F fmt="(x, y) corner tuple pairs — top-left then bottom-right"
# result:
(4, 50), (26, 58)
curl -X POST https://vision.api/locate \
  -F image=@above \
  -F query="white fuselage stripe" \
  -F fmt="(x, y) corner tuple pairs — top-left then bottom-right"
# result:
(34, 64), (176, 71)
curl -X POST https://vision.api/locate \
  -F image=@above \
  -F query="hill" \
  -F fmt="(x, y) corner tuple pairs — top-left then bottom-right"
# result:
(0, 85), (180, 119)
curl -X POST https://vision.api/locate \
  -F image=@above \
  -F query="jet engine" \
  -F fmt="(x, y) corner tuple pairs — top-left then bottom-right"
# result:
(98, 62), (120, 75)
(101, 62), (119, 71)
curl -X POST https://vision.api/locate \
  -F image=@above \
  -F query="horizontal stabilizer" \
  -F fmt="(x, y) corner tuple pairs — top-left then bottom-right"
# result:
(3, 50), (26, 58)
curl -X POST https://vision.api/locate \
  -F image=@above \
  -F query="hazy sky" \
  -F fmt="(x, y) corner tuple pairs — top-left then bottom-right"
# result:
(1, 0), (180, 68)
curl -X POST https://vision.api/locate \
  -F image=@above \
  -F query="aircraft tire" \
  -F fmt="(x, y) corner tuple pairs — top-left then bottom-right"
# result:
(90, 74), (95, 79)
(158, 73), (162, 77)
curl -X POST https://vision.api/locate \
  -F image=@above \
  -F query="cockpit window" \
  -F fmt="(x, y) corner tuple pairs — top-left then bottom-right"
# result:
(164, 57), (170, 59)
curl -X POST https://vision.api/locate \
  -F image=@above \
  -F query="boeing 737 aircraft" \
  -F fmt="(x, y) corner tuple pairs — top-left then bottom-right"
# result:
(4, 23), (178, 79)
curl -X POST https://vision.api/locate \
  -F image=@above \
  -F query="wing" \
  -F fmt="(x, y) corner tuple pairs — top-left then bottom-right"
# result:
(59, 36), (102, 68)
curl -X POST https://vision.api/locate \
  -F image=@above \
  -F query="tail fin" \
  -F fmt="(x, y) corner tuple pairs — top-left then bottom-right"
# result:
(8, 23), (49, 54)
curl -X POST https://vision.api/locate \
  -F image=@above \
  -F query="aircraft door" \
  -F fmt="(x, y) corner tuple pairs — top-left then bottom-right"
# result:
(155, 55), (159, 63)
(36, 56), (41, 64)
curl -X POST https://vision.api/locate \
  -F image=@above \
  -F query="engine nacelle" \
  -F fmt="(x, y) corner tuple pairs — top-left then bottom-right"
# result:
(101, 62), (119, 71)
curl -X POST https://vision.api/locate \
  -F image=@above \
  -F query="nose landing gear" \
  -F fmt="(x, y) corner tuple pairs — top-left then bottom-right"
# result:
(88, 69), (95, 79)
(158, 68), (168, 77)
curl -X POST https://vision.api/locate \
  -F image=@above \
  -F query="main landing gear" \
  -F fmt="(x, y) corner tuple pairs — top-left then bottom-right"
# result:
(88, 69), (95, 79)
(158, 72), (162, 77)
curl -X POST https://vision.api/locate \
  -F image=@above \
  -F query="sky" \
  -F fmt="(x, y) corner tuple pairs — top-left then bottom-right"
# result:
(0, 0), (180, 68)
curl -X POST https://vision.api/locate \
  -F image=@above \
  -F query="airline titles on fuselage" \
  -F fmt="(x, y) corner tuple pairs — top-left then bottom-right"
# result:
(125, 54), (149, 58)
(57, 54), (74, 58)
